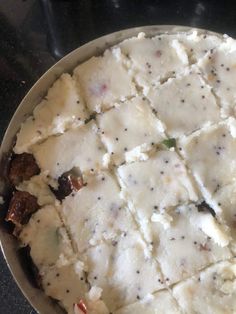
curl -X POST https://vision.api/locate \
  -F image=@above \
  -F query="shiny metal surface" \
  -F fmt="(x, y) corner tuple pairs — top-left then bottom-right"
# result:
(0, 25), (225, 314)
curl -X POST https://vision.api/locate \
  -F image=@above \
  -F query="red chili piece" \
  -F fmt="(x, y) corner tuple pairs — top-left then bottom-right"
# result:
(54, 174), (84, 201)
(6, 191), (39, 227)
(75, 300), (87, 314)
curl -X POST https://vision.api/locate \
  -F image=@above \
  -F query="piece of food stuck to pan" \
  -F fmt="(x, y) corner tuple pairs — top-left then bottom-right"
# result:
(3, 30), (236, 314)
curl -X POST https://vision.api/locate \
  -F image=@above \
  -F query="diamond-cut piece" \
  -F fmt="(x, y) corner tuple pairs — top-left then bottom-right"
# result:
(32, 121), (107, 178)
(118, 150), (198, 221)
(198, 38), (236, 117)
(119, 33), (188, 92)
(148, 204), (231, 285)
(97, 96), (165, 165)
(59, 171), (136, 253)
(147, 70), (221, 137)
(83, 230), (164, 312)
(180, 120), (236, 211)
(73, 49), (136, 113)
(14, 74), (89, 154)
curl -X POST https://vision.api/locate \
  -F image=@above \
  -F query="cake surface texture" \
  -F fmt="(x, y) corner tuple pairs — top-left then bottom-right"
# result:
(5, 29), (236, 314)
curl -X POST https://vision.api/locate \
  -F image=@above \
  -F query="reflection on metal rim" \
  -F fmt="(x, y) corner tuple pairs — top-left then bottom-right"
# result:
(0, 25), (226, 314)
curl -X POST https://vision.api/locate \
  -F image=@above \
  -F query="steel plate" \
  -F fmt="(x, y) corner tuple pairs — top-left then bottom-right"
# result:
(0, 25), (226, 314)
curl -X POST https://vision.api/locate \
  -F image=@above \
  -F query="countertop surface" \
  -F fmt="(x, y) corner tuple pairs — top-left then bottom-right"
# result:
(1, 0), (236, 313)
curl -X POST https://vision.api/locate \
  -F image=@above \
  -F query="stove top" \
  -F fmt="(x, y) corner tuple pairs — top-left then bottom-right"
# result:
(1, 0), (236, 313)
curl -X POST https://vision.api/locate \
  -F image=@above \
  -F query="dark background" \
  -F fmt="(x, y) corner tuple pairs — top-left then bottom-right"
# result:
(0, 0), (236, 313)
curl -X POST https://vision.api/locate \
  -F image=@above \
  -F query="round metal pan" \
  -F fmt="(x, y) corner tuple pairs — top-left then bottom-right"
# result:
(0, 25), (226, 314)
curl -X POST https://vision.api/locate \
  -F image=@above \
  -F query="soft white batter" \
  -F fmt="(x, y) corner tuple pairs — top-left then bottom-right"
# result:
(117, 149), (198, 222)
(173, 259), (236, 314)
(179, 120), (236, 216)
(73, 48), (136, 113)
(97, 96), (165, 164)
(199, 38), (236, 117)
(13, 30), (236, 314)
(59, 171), (136, 252)
(14, 74), (89, 154)
(148, 204), (232, 285)
(114, 290), (181, 314)
(31, 121), (107, 178)
(82, 230), (163, 312)
(147, 68), (221, 137)
(118, 32), (188, 93)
